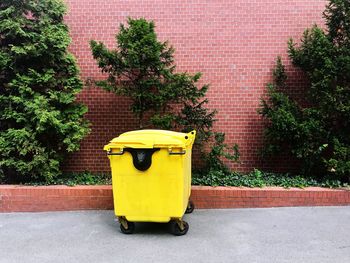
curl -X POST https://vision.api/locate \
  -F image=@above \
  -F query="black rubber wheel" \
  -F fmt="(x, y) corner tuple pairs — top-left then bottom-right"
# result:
(169, 220), (189, 236)
(185, 200), (195, 214)
(120, 221), (135, 234)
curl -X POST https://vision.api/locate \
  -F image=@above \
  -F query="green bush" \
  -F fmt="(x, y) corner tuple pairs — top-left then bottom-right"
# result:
(26, 172), (111, 186)
(200, 132), (240, 174)
(192, 169), (347, 188)
(0, 0), (90, 183)
(90, 18), (239, 172)
(260, 0), (350, 182)
(19, 170), (348, 189)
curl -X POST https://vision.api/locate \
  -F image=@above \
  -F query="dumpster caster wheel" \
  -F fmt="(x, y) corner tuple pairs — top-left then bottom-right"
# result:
(185, 200), (194, 214)
(119, 217), (135, 234)
(120, 221), (135, 234)
(170, 220), (189, 236)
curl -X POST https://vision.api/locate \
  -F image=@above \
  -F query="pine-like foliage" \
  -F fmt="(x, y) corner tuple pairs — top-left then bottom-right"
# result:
(0, 0), (90, 183)
(91, 18), (239, 172)
(260, 0), (350, 182)
(90, 18), (210, 130)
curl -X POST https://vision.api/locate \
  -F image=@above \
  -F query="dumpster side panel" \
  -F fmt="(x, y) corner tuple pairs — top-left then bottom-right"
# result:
(183, 146), (192, 212)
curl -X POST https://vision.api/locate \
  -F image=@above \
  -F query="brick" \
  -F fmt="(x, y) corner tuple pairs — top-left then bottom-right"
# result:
(1, 185), (349, 212)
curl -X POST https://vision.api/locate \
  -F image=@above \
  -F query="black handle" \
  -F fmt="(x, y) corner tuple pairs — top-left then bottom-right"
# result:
(168, 149), (186, 155)
(107, 149), (124, 155)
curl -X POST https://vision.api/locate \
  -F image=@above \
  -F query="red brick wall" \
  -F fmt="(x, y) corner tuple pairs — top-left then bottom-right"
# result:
(62, 0), (326, 173)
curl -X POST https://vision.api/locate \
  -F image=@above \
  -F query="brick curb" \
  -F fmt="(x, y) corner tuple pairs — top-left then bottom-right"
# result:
(191, 186), (350, 209)
(0, 185), (349, 212)
(0, 185), (113, 212)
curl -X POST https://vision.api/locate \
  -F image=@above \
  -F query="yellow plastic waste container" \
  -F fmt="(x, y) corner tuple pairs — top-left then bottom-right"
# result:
(104, 129), (196, 235)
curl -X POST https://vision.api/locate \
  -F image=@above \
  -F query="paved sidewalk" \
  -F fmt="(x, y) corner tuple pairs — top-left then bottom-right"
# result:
(0, 207), (349, 263)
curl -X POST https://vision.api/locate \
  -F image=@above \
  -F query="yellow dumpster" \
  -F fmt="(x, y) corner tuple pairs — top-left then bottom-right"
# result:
(104, 129), (196, 235)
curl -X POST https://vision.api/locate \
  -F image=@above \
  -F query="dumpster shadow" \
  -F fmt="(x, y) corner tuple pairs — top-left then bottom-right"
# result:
(133, 222), (170, 235)
(95, 212), (174, 236)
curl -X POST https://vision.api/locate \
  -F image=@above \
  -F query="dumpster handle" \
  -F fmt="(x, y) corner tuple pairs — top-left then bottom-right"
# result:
(107, 149), (124, 155)
(168, 149), (186, 155)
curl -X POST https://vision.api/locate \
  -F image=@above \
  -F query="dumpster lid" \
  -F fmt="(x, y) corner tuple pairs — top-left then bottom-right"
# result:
(104, 129), (196, 149)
